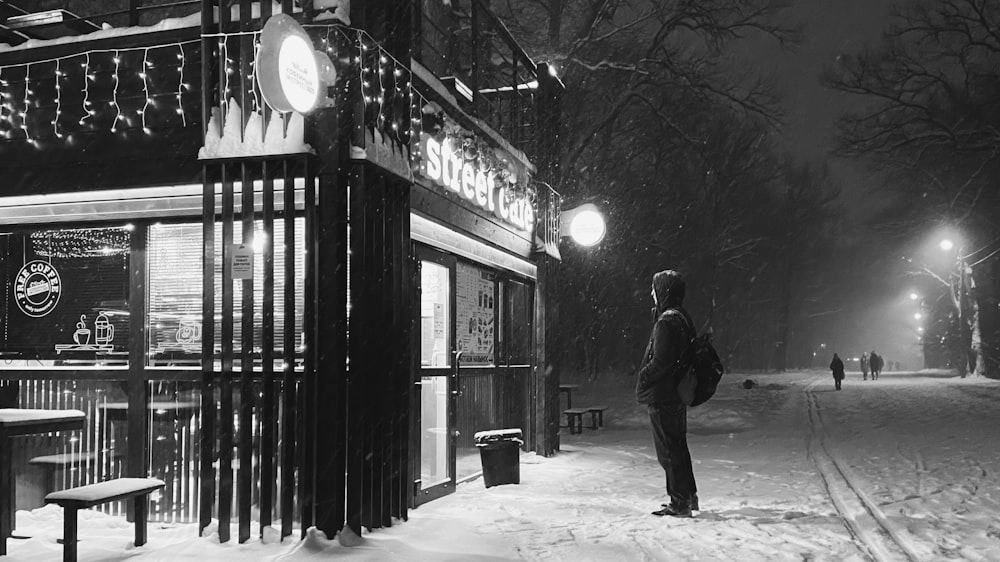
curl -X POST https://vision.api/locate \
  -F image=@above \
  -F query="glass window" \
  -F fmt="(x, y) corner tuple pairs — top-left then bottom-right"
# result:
(420, 261), (450, 367)
(147, 219), (305, 368)
(0, 226), (131, 366)
(455, 261), (495, 366)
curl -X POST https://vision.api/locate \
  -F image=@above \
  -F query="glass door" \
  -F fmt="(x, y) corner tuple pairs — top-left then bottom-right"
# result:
(414, 247), (456, 504)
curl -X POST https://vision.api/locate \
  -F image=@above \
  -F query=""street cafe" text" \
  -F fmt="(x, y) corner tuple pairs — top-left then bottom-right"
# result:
(420, 133), (535, 233)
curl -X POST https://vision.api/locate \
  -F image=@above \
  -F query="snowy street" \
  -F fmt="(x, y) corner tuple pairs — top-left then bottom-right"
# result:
(5, 369), (1000, 561)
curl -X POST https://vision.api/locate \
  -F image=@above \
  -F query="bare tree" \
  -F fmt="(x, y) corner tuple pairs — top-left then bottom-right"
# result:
(824, 0), (1000, 377)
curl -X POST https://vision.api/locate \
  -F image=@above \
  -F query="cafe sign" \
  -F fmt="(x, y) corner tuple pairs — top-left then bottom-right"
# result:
(256, 14), (334, 114)
(14, 260), (62, 317)
(418, 132), (535, 233)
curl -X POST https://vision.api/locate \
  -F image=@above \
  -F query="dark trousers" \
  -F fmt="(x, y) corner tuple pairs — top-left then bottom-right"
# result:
(648, 403), (696, 507)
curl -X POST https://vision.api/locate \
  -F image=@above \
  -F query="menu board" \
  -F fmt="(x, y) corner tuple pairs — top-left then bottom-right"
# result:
(455, 262), (495, 365)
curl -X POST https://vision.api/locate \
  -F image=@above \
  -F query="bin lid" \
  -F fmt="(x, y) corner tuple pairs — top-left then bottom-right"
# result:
(474, 428), (523, 445)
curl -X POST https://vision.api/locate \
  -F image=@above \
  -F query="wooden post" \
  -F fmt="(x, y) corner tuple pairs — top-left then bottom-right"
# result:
(126, 224), (149, 520)
(62, 507), (78, 562)
(134, 495), (148, 547)
(199, 0), (219, 538)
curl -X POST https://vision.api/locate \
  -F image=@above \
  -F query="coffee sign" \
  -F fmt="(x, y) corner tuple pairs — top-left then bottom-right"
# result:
(418, 133), (535, 233)
(14, 260), (62, 317)
(256, 14), (335, 114)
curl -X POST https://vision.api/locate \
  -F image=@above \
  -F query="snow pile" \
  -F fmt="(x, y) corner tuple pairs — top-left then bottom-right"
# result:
(0, 14), (200, 52)
(3, 369), (999, 560)
(199, 99), (313, 159)
(313, 0), (351, 25)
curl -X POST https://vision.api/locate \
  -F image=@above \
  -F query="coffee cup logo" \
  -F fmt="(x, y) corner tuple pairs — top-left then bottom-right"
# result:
(13, 260), (62, 317)
(176, 319), (202, 345)
(73, 315), (91, 345)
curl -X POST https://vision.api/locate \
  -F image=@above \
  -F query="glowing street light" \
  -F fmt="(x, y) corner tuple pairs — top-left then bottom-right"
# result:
(909, 292), (919, 300)
(560, 203), (606, 247)
(939, 238), (954, 251)
(914, 312), (922, 320)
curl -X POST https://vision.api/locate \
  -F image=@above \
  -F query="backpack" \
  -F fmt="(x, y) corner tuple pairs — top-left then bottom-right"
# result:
(675, 330), (725, 408)
(660, 309), (725, 407)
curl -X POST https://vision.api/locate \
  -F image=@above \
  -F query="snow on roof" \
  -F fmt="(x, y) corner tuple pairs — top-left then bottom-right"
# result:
(0, 13), (200, 52)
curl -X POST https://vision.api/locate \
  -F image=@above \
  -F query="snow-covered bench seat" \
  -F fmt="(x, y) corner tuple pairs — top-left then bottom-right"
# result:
(585, 406), (609, 429)
(44, 477), (164, 562)
(564, 406), (609, 434)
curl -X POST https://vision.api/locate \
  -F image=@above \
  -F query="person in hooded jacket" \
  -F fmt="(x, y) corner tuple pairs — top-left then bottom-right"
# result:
(830, 353), (845, 390)
(635, 270), (698, 518)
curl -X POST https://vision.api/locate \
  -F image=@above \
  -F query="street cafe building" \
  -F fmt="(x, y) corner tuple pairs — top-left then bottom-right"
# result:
(0, 0), (563, 547)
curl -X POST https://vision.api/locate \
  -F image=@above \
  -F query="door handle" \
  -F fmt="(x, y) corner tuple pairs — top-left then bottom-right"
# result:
(452, 351), (463, 397)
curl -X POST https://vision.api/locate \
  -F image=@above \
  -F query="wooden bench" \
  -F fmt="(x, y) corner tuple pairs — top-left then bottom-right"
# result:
(563, 408), (588, 434)
(44, 477), (165, 562)
(585, 406), (609, 429)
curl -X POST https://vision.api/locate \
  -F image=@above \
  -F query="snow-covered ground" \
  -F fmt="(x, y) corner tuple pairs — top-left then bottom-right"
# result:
(4, 368), (1000, 561)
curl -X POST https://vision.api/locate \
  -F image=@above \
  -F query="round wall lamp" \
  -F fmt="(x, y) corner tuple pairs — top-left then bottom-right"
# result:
(560, 203), (606, 247)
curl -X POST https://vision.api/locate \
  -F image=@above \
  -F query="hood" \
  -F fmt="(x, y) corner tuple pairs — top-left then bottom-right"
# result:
(652, 269), (685, 313)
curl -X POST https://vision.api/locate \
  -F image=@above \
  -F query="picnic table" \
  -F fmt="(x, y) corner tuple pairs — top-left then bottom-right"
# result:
(0, 408), (85, 556)
(558, 384), (580, 410)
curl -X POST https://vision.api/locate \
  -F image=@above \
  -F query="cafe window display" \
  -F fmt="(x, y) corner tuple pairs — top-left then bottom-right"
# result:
(0, 226), (131, 364)
(148, 220), (306, 367)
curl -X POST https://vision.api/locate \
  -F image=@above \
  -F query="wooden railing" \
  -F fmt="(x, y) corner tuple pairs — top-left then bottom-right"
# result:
(413, 0), (541, 161)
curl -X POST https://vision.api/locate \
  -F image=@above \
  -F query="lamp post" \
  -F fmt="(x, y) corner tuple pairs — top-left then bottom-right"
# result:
(938, 237), (982, 377)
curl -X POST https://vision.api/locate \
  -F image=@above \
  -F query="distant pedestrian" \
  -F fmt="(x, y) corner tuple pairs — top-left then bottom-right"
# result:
(830, 353), (845, 390)
(869, 351), (882, 380)
(860, 352), (869, 381)
(635, 269), (699, 518)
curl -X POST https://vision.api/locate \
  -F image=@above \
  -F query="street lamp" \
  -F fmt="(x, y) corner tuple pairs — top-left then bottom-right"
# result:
(935, 232), (982, 377)
(914, 312), (922, 320)
(909, 292), (919, 300)
(560, 203), (606, 247)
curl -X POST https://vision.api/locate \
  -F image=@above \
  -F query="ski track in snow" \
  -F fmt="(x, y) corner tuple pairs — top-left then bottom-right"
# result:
(805, 379), (922, 561)
(4, 370), (1000, 561)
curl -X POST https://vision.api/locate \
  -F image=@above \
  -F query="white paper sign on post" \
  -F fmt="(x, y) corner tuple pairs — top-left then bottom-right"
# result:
(231, 244), (254, 280)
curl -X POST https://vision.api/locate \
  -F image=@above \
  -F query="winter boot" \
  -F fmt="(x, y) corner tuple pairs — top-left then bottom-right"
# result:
(662, 494), (698, 511)
(652, 503), (692, 518)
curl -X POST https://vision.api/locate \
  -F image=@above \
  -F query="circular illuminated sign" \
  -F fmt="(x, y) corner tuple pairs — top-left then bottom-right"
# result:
(14, 260), (62, 317)
(277, 34), (320, 113)
(569, 209), (606, 246)
(257, 14), (329, 114)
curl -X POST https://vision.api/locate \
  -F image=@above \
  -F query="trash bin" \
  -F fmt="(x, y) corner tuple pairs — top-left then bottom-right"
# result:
(474, 428), (523, 488)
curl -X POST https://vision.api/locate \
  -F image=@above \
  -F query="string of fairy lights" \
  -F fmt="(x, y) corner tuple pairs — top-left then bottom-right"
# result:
(0, 24), (536, 210)
(0, 40), (198, 142)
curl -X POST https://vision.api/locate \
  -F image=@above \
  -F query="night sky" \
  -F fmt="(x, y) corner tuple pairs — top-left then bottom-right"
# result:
(734, 0), (920, 367)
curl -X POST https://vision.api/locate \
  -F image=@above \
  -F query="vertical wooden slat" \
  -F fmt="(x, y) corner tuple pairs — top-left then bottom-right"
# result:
(400, 185), (413, 517)
(313, 114), (348, 535)
(260, 162), (276, 532)
(238, 162), (254, 543)
(199, 0), (219, 536)
(199, 169), (218, 535)
(379, 178), (393, 528)
(346, 164), (365, 536)
(299, 159), (317, 535)
(280, 161), (296, 539)
(219, 163), (235, 543)
(126, 222), (148, 523)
